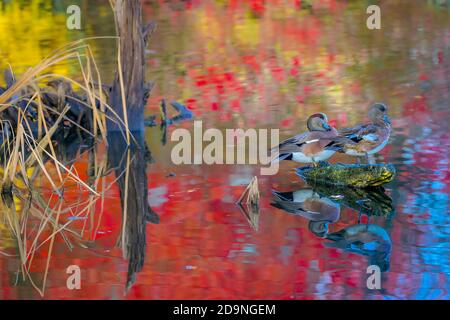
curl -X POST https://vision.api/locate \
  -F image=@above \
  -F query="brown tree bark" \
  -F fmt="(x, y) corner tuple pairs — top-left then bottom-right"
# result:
(108, 0), (152, 133)
(107, 1), (158, 292)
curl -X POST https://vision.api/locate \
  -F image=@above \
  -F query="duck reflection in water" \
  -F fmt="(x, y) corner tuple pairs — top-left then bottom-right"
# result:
(271, 189), (340, 238)
(271, 187), (393, 272)
(326, 224), (392, 272)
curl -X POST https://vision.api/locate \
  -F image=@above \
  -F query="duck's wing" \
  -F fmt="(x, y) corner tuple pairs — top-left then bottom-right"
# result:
(271, 131), (315, 154)
(339, 123), (380, 142)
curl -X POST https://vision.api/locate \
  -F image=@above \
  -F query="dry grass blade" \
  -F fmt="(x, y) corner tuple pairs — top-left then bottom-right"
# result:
(0, 38), (133, 142)
(0, 33), (141, 296)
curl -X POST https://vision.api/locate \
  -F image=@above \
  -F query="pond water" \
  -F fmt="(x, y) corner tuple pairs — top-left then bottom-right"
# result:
(0, 0), (449, 299)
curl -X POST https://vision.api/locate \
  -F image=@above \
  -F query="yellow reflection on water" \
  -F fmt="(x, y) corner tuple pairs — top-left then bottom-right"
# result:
(0, 0), (73, 79)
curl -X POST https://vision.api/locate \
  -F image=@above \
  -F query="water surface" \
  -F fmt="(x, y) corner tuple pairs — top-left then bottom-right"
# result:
(0, 0), (449, 299)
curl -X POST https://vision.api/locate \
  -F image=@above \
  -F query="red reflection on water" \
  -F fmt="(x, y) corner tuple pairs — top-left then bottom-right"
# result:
(1, 0), (450, 300)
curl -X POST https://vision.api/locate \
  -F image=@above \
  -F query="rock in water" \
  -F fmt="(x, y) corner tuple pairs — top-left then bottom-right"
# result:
(296, 162), (396, 188)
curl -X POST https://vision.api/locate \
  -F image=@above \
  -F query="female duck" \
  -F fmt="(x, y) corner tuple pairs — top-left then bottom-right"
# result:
(272, 113), (338, 164)
(334, 103), (391, 162)
(325, 223), (392, 272)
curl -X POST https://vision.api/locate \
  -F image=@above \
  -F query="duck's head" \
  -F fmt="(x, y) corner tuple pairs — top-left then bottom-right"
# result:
(307, 113), (332, 132)
(368, 103), (390, 125)
(308, 220), (329, 238)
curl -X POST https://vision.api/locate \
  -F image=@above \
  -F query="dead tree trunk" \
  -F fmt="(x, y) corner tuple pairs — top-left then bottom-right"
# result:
(107, 0), (158, 292)
(108, 0), (152, 133)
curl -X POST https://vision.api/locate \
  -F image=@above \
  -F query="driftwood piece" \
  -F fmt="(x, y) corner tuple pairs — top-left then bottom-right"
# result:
(237, 176), (260, 207)
(296, 162), (396, 188)
(236, 176), (260, 231)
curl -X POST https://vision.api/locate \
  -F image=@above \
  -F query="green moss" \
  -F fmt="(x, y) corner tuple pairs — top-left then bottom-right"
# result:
(296, 162), (396, 188)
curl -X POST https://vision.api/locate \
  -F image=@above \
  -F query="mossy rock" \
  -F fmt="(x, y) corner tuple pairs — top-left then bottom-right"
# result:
(296, 162), (396, 188)
(309, 181), (395, 217)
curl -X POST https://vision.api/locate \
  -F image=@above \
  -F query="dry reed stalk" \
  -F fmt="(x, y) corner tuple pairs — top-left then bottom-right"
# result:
(0, 38), (133, 142)
(40, 199), (63, 295)
(120, 150), (131, 258)
(115, 38), (131, 145)
(0, 34), (141, 296)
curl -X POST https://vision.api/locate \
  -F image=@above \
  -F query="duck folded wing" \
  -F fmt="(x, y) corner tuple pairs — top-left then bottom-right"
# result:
(271, 131), (331, 155)
(339, 124), (380, 142)
(271, 132), (308, 154)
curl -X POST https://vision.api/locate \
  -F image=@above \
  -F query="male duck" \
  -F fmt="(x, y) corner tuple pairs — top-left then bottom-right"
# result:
(271, 188), (340, 238)
(333, 103), (391, 162)
(272, 113), (338, 165)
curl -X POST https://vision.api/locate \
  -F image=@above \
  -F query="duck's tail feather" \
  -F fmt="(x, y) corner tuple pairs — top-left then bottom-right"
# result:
(271, 153), (293, 163)
(271, 190), (294, 201)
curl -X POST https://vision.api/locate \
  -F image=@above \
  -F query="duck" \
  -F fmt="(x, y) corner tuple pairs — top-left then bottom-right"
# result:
(331, 103), (391, 163)
(271, 188), (340, 238)
(272, 113), (338, 165)
(325, 223), (392, 272)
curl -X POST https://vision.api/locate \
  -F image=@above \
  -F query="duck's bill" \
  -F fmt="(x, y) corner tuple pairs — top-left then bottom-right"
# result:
(322, 122), (331, 130)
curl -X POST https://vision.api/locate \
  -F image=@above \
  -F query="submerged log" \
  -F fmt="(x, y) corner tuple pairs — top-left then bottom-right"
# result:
(0, 72), (97, 137)
(296, 162), (396, 188)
